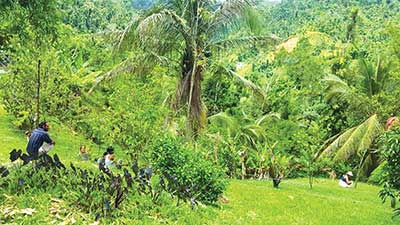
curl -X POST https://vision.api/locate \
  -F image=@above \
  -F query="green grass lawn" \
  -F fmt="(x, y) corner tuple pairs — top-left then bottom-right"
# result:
(1, 178), (397, 224)
(0, 106), (27, 162)
(215, 179), (399, 225)
(1, 107), (399, 224)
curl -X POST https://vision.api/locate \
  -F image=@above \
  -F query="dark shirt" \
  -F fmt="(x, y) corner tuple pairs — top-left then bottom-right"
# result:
(341, 175), (350, 184)
(26, 128), (53, 157)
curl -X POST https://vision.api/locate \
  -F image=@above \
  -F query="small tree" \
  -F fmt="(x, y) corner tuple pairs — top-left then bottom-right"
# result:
(266, 144), (292, 188)
(1, 0), (60, 128)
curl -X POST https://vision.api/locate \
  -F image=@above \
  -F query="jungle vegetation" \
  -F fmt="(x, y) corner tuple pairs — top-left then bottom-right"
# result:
(1, 0), (400, 223)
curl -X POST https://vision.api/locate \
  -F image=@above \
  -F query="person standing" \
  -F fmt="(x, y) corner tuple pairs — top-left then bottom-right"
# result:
(26, 121), (55, 159)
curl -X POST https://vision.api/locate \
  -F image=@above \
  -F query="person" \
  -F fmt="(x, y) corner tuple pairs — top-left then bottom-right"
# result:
(105, 154), (115, 168)
(26, 121), (55, 159)
(103, 146), (123, 169)
(385, 116), (399, 131)
(339, 171), (353, 188)
(98, 146), (114, 168)
(78, 145), (90, 161)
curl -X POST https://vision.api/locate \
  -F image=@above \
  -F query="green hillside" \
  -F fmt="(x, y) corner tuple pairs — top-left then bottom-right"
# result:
(1, 0), (400, 224)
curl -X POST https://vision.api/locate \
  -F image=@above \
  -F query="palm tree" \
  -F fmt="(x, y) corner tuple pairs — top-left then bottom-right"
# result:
(209, 111), (280, 179)
(96, 0), (278, 137)
(319, 56), (391, 177)
(316, 114), (383, 177)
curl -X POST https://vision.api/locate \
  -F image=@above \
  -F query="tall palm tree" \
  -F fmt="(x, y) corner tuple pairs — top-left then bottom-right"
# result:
(97, 0), (278, 137)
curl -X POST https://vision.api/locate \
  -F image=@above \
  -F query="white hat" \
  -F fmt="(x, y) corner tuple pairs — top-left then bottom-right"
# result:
(346, 171), (353, 176)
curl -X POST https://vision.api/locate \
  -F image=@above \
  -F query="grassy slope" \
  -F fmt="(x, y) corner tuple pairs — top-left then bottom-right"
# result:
(1, 108), (399, 224)
(0, 106), (102, 168)
(0, 106), (26, 162)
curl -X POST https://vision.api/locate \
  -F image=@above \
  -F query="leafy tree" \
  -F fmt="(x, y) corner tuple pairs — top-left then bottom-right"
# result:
(60, 0), (134, 33)
(0, 0), (61, 128)
(379, 126), (400, 216)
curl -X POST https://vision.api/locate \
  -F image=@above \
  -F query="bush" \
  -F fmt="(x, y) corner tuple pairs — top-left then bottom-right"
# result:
(380, 128), (400, 189)
(152, 135), (226, 205)
(368, 162), (386, 185)
(379, 127), (400, 215)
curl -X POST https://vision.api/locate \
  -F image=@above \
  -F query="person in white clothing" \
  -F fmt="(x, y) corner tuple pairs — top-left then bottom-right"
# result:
(339, 171), (354, 188)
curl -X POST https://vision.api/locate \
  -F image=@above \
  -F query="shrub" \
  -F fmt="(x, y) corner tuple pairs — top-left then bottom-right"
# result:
(379, 127), (400, 215)
(368, 162), (386, 185)
(152, 135), (226, 205)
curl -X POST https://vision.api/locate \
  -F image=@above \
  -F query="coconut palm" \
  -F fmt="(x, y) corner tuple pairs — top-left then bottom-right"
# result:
(316, 114), (383, 175)
(319, 56), (391, 177)
(96, 0), (278, 137)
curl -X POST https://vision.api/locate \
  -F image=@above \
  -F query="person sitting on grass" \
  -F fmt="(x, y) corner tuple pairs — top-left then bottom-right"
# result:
(98, 146), (113, 164)
(103, 146), (123, 169)
(78, 145), (90, 161)
(339, 171), (353, 188)
(26, 121), (55, 160)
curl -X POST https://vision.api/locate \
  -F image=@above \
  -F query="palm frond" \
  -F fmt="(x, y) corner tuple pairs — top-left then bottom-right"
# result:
(358, 57), (375, 97)
(89, 58), (136, 93)
(225, 68), (267, 101)
(323, 74), (357, 102)
(256, 113), (281, 126)
(319, 114), (383, 162)
(116, 16), (141, 51)
(138, 9), (191, 44)
(208, 112), (240, 135)
(242, 124), (264, 140)
(208, 0), (270, 45)
(317, 127), (356, 158)
(373, 56), (391, 95)
(212, 0), (253, 28)
(210, 35), (280, 50)
(89, 51), (171, 93)
(313, 132), (342, 160)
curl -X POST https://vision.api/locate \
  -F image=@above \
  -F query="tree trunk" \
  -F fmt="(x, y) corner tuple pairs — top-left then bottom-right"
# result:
(355, 149), (369, 188)
(241, 151), (246, 180)
(273, 178), (281, 188)
(36, 59), (41, 127)
(308, 162), (313, 189)
(172, 47), (204, 137)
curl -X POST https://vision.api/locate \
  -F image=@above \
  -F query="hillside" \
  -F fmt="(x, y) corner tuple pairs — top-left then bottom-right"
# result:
(0, 105), (102, 167)
(1, 0), (400, 224)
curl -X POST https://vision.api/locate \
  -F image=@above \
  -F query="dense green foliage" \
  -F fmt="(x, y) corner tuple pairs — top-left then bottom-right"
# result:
(2, 0), (400, 222)
(152, 135), (226, 204)
(379, 127), (400, 215)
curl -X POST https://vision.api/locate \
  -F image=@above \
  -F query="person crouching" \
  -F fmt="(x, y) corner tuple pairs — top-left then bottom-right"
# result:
(26, 121), (55, 160)
(339, 171), (353, 188)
